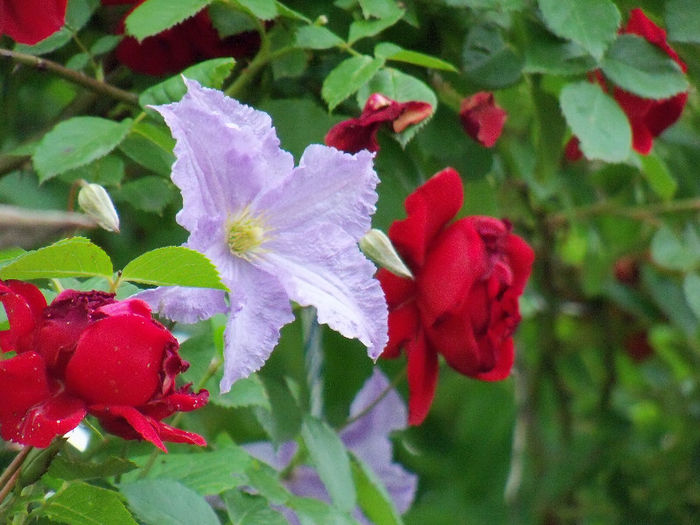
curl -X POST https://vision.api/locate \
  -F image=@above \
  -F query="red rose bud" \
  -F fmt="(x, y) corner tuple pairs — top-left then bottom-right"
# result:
(624, 330), (654, 362)
(325, 93), (433, 153)
(0, 282), (207, 451)
(613, 255), (641, 286)
(378, 168), (534, 425)
(108, 1), (261, 76)
(459, 92), (507, 148)
(0, 0), (67, 45)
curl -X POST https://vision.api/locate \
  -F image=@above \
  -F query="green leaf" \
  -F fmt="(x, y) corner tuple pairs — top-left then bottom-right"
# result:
(119, 122), (175, 176)
(120, 480), (221, 525)
(441, 0), (524, 8)
(351, 454), (403, 525)
(288, 497), (356, 525)
(139, 58), (236, 108)
(222, 491), (288, 525)
(359, 0), (404, 19)
(254, 375), (302, 444)
(0, 237), (113, 281)
(33, 117), (132, 182)
(236, 0), (278, 20)
(357, 68), (437, 147)
(212, 374), (270, 409)
(374, 42), (457, 72)
(301, 415), (356, 513)
(666, 0), (700, 43)
(322, 55), (385, 111)
(601, 35), (688, 99)
(638, 153), (677, 201)
(462, 24), (523, 88)
(559, 81), (631, 162)
(275, 1), (312, 22)
(244, 462), (292, 504)
(49, 456), (137, 481)
(134, 446), (253, 495)
(348, 8), (404, 44)
(651, 225), (700, 272)
(523, 22), (596, 75)
(120, 246), (227, 290)
(125, 0), (214, 41)
(295, 25), (345, 49)
(683, 273), (700, 320)
(61, 155), (125, 187)
(643, 266), (699, 336)
(90, 35), (123, 56)
(113, 176), (176, 214)
(41, 482), (137, 525)
(538, 0), (620, 60)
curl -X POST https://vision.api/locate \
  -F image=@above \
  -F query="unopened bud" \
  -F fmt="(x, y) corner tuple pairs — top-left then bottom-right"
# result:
(360, 228), (413, 279)
(77, 181), (120, 233)
(315, 14), (329, 25)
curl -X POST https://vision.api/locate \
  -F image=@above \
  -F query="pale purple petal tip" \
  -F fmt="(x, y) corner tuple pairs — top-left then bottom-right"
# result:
(219, 265), (294, 392)
(134, 286), (227, 324)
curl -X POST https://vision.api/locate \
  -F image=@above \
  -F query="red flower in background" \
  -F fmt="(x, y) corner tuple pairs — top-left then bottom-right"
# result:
(377, 169), (534, 425)
(0, 281), (207, 451)
(325, 93), (433, 153)
(103, 0), (261, 76)
(0, 0), (67, 45)
(459, 92), (507, 148)
(566, 9), (688, 159)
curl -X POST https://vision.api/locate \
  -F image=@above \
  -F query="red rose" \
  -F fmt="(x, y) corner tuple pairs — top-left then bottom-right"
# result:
(377, 169), (534, 425)
(0, 282), (207, 450)
(325, 93), (433, 153)
(459, 92), (507, 148)
(565, 9), (688, 159)
(104, 1), (261, 76)
(0, 0), (67, 45)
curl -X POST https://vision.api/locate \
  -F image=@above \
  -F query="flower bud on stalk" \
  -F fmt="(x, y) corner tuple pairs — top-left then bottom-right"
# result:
(77, 181), (120, 233)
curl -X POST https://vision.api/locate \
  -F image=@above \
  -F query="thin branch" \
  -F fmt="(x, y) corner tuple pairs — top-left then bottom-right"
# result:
(0, 48), (138, 106)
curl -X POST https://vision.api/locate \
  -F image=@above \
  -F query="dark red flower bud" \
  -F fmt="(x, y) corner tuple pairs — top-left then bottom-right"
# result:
(459, 92), (507, 148)
(325, 93), (433, 153)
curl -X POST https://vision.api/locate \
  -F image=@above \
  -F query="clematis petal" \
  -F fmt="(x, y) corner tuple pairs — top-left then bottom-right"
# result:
(0, 0), (67, 45)
(405, 332), (439, 426)
(135, 286), (228, 324)
(220, 263), (294, 391)
(153, 79), (294, 232)
(389, 168), (464, 269)
(260, 145), (378, 242)
(261, 223), (388, 360)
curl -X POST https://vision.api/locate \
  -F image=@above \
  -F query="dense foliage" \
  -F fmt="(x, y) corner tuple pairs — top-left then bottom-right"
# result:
(1, 0), (699, 524)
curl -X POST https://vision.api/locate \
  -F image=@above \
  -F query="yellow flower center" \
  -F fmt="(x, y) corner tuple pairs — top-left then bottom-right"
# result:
(226, 209), (266, 259)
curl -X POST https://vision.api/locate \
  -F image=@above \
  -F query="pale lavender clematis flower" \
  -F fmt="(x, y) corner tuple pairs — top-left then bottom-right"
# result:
(245, 369), (417, 522)
(140, 79), (388, 391)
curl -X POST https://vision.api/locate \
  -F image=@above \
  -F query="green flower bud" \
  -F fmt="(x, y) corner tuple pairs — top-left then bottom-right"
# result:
(77, 182), (120, 233)
(360, 228), (413, 279)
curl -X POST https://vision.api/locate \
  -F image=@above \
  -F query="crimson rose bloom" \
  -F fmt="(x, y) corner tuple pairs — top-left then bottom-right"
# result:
(0, 281), (207, 451)
(0, 0), (67, 45)
(566, 9), (688, 159)
(325, 93), (433, 153)
(459, 92), (507, 148)
(377, 168), (534, 425)
(103, 0), (260, 76)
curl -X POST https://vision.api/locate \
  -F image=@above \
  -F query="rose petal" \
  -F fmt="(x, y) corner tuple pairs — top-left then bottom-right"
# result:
(405, 332), (439, 426)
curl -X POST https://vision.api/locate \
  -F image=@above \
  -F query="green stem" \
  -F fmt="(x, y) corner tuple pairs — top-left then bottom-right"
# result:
(225, 42), (296, 99)
(0, 48), (138, 106)
(0, 446), (32, 505)
(549, 198), (700, 226)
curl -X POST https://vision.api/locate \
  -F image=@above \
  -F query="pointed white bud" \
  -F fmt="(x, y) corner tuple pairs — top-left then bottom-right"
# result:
(77, 182), (120, 233)
(360, 228), (413, 280)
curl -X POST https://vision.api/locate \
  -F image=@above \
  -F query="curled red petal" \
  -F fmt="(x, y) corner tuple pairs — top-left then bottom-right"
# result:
(383, 301), (420, 359)
(417, 219), (486, 325)
(406, 332), (439, 426)
(0, 0), (67, 45)
(0, 280), (46, 353)
(389, 168), (464, 269)
(91, 405), (167, 451)
(474, 338), (514, 381)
